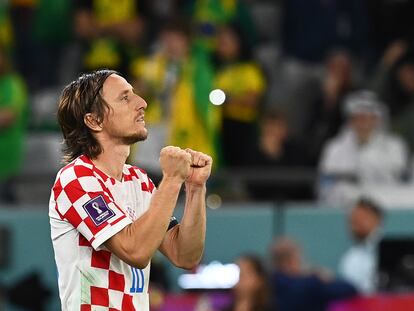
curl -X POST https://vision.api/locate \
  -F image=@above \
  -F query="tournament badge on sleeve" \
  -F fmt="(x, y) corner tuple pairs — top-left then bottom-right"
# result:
(83, 195), (115, 226)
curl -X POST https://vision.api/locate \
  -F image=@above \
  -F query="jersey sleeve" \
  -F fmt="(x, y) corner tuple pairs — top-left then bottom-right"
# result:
(52, 164), (132, 250)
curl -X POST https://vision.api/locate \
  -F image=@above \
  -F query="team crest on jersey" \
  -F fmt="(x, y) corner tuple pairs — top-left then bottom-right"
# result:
(83, 195), (115, 226)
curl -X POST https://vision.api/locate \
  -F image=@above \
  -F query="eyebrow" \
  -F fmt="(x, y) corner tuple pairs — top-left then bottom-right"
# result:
(117, 87), (135, 99)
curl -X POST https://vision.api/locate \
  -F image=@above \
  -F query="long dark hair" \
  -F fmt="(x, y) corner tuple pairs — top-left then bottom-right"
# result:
(231, 254), (271, 311)
(57, 69), (118, 164)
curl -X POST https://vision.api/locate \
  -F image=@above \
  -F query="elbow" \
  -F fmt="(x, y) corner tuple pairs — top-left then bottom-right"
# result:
(130, 252), (151, 269)
(175, 255), (202, 270)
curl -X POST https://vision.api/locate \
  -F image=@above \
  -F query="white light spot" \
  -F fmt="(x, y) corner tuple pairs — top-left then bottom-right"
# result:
(209, 89), (226, 105)
(206, 194), (222, 209)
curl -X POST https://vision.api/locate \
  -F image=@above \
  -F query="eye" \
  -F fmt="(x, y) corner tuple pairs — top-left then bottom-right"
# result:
(122, 95), (129, 102)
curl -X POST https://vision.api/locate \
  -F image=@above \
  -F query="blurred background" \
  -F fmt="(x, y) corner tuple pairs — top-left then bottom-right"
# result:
(1, 0), (414, 310)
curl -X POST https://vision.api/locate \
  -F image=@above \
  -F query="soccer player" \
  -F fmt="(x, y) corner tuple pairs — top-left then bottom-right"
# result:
(49, 69), (212, 311)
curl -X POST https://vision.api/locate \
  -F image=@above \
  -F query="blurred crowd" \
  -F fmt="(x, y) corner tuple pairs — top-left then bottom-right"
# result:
(147, 197), (388, 311)
(1, 0), (414, 206)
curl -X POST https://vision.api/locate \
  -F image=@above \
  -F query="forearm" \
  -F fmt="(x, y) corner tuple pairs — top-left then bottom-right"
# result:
(159, 148), (211, 269)
(174, 184), (206, 266)
(105, 177), (182, 268)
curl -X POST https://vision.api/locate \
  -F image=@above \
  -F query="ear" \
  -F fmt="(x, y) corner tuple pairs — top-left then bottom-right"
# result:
(84, 113), (103, 132)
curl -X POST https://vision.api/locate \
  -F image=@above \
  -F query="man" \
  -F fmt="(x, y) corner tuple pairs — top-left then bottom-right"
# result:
(49, 69), (212, 310)
(271, 237), (357, 311)
(318, 90), (408, 204)
(339, 197), (383, 294)
(129, 20), (219, 171)
(74, 0), (144, 72)
(0, 45), (27, 203)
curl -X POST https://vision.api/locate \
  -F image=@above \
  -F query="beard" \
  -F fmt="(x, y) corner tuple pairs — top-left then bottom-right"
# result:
(121, 129), (148, 145)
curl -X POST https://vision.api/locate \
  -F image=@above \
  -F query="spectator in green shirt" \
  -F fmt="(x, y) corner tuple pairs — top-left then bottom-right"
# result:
(0, 46), (28, 203)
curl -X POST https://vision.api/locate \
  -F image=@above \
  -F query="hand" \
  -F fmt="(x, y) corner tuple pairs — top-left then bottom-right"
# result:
(185, 148), (213, 187)
(159, 146), (191, 183)
(382, 40), (408, 68)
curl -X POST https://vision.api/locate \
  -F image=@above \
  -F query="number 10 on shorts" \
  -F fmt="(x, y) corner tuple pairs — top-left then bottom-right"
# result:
(130, 267), (145, 293)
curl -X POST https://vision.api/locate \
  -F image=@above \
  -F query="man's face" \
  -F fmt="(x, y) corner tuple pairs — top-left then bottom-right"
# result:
(350, 112), (378, 139)
(161, 30), (189, 61)
(349, 205), (380, 242)
(262, 118), (288, 142)
(216, 27), (239, 60)
(100, 74), (148, 145)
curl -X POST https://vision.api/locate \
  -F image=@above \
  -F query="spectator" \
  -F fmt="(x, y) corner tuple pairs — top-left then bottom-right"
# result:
(222, 254), (271, 311)
(129, 20), (219, 172)
(9, 0), (37, 89)
(370, 41), (411, 118)
(271, 237), (357, 311)
(339, 197), (383, 294)
(371, 43), (414, 151)
(305, 49), (358, 164)
(246, 110), (313, 201)
(318, 90), (409, 204)
(73, 0), (145, 73)
(0, 46), (28, 203)
(180, 0), (257, 53)
(30, 0), (73, 89)
(213, 23), (266, 167)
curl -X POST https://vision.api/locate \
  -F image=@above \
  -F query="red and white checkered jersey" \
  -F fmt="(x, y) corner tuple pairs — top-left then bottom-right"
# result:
(49, 155), (156, 311)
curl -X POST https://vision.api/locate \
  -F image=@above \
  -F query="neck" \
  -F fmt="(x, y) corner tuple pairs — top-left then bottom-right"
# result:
(92, 139), (130, 181)
(357, 131), (372, 145)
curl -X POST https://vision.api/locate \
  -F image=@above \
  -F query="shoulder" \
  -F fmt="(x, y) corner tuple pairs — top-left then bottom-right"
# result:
(320, 137), (342, 162)
(322, 131), (353, 156)
(383, 133), (408, 149)
(53, 156), (100, 195)
(57, 156), (95, 183)
(243, 62), (264, 74)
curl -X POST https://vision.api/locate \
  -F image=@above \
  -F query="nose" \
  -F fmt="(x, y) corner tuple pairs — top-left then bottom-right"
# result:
(135, 95), (147, 110)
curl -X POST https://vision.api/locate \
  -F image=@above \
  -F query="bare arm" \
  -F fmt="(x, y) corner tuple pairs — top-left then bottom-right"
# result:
(159, 150), (212, 269)
(104, 146), (191, 269)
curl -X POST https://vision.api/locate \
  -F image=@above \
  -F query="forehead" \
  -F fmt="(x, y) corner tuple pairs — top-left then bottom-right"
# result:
(102, 74), (132, 100)
(350, 112), (378, 119)
(351, 205), (376, 218)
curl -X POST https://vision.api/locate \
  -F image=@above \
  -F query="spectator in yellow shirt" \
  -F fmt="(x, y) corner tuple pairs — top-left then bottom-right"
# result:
(213, 24), (266, 166)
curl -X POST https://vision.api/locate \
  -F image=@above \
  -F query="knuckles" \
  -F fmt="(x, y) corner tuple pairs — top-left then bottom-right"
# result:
(160, 146), (212, 166)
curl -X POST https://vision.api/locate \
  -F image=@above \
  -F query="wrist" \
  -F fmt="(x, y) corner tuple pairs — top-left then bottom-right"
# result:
(185, 182), (206, 193)
(161, 175), (185, 189)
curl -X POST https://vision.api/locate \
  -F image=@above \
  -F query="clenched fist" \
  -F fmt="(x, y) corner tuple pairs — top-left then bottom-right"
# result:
(185, 148), (213, 187)
(159, 146), (192, 182)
